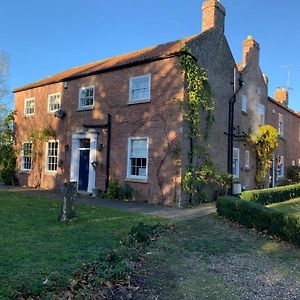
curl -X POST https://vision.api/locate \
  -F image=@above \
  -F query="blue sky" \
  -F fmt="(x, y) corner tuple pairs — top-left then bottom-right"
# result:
(1, 0), (300, 112)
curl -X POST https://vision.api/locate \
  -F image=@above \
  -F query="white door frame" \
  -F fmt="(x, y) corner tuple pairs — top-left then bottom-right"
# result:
(70, 131), (98, 193)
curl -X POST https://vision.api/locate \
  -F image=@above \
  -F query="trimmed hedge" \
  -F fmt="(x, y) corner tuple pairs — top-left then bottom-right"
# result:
(240, 183), (300, 205)
(217, 196), (300, 247)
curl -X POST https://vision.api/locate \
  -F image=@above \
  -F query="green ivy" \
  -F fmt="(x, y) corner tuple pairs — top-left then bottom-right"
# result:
(250, 125), (278, 188)
(179, 46), (229, 203)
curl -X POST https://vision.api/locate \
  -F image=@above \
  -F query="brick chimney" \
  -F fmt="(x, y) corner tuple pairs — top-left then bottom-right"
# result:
(202, 0), (226, 33)
(242, 36), (260, 67)
(274, 87), (289, 107)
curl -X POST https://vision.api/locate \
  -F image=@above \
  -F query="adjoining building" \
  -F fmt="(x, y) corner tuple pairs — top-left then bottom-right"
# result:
(13, 0), (300, 206)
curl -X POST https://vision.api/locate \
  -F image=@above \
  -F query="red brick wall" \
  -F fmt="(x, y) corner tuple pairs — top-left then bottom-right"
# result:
(14, 57), (185, 205)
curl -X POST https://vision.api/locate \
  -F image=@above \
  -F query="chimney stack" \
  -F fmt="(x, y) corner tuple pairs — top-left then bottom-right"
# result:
(202, 0), (226, 33)
(242, 36), (260, 67)
(274, 87), (289, 107)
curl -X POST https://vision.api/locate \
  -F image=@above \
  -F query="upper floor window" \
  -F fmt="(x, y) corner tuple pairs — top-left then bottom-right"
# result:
(21, 142), (32, 171)
(46, 141), (59, 172)
(79, 86), (94, 109)
(257, 103), (265, 125)
(245, 150), (250, 168)
(242, 95), (247, 113)
(232, 147), (240, 178)
(24, 98), (35, 116)
(48, 93), (61, 113)
(129, 74), (151, 103)
(277, 155), (284, 179)
(127, 137), (148, 180)
(278, 113), (284, 136)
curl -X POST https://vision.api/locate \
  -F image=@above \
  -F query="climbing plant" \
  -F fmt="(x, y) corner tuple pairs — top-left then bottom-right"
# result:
(29, 126), (56, 187)
(179, 46), (230, 203)
(250, 125), (278, 188)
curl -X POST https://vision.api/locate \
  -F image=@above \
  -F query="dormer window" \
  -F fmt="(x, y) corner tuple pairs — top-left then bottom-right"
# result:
(78, 86), (95, 109)
(129, 74), (151, 103)
(24, 98), (35, 116)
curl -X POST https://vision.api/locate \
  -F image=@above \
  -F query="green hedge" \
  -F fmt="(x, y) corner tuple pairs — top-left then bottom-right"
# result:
(217, 196), (300, 247)
(240, 183), (300, 205)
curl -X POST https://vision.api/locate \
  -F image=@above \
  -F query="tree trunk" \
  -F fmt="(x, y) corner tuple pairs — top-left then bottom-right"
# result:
(60, 181), (77, 221)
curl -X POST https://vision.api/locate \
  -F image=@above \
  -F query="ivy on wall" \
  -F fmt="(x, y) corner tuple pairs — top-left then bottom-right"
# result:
(250, 125), (278, 188)
(179, 46), (230, 204)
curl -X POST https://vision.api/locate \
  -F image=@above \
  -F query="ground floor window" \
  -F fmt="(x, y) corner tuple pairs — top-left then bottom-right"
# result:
(232, 147), (240, 178)
(21, 142), (32, 171)
(46, 141), (59, 172)
(277, 155), (284, 179)
(127, 137), (148, 180)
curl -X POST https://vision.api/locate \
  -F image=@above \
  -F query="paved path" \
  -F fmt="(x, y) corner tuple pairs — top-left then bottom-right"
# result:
(0, 185), (216, 221)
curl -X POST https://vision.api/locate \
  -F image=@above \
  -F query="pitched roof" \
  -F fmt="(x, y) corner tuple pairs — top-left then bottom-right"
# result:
(14, 35), (198, 93)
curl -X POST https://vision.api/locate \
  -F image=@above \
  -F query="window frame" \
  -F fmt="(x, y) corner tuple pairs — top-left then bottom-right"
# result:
(24, 97), (35, 116)
(21, 141), (32, 172)
(78, 86), (95, 110)
(245, 150), (250, 169)
(277, 155), (285, 179)
(242, 95), (247, 113)
(48, 92), (61, 113)
(278, 113), (284, 137)
(45, 140), (59, 173)
(257, 103), (265, 126)
(127, 137), (149, 181)
(128, 74), (151, 104)
(232, 147), (240, 179)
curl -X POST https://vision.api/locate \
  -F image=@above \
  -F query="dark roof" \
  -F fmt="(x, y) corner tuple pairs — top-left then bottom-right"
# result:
(14, 35), (198, 93)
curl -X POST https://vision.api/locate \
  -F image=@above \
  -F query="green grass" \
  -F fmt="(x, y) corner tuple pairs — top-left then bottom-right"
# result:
(268, 198), (300, 218)
(139, 215), (300, 299)
(0, 191), (161, 299)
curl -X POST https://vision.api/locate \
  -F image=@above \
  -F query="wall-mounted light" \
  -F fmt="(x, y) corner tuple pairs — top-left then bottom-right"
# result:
(55, 109), (66, 119)
(98, 143), (104, 151)
(64, 144), (70, 152)
(64, 82), (68, 89)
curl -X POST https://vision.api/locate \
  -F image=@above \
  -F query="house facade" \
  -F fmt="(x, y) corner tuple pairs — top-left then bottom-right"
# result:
(14, 0), (300, 206)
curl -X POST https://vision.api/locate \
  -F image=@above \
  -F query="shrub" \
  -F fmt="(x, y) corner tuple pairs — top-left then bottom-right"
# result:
(286, 166), (300, 184)
(119, 183), (134, 201)
(217, 196), (300, 246)
(240, 183), (300, 205)
(105, 177), (120, 199)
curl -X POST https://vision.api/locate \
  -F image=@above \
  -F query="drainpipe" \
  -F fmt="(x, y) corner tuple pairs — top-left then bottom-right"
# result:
(227, 69), (243, 195)
(105, 114), (111, 192)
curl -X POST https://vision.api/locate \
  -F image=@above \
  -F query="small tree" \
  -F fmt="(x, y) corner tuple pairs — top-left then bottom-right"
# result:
(250, 125), (278, 188)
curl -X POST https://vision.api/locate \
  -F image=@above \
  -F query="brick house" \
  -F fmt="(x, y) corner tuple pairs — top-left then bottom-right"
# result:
(13, 0), (300, 206)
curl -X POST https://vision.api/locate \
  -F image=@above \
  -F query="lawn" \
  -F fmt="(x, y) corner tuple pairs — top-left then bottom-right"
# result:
(268, 198), (300, 218)
(0, 191), (161, 299)
(135, 216), (300, 299)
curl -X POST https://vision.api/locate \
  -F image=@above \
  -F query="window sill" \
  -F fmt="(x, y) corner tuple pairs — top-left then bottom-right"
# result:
(45, 171), (58, 175)
(125, 177), (148, 183)
(20, 170), (31, 174)
(127, 99), (150, 105)
(24, 114), (34, 118)
(77, 106), (95, 112)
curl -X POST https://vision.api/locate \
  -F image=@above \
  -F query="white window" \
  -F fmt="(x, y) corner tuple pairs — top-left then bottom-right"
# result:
(21, 142), (32, 171)
(127, 137), (148, 180)
(129, 74), (151, 103)
(242, 95), (247, 113)
(245, 150), (250, 168)
(278, 113), (284, 136)
(24, 98), (35, 116)
(48, 93), (61, 112)
(79, 86), (94, 109)
(277, 155), (284, 179)
(46, 141), (59, 172)
(232, 147), (240, 178)
(257, 103), (265, 125)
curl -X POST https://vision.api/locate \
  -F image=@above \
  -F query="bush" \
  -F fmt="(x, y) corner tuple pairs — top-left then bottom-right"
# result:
(119, 183), (134, 201)
(105, 178), (120, 199)
(286, 166), (300, 184)
(217, 196), (300, 246)
(240, 183), (300, 205)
